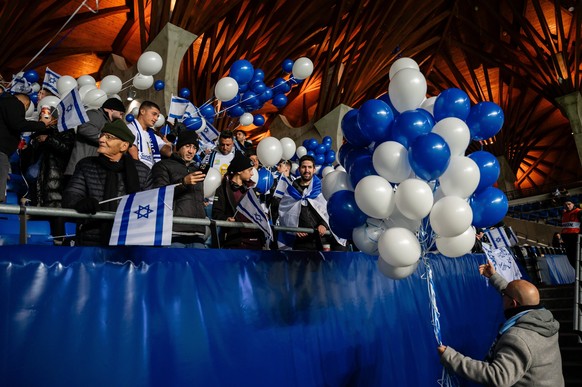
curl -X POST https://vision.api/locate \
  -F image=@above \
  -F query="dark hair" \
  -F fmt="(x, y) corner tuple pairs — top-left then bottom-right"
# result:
(138, 100), (160, 116)
(299, 155), (316, 167)
(219, 130), (234, 140)
(235, 129), (245, 136)
(278, 160), (291, 167)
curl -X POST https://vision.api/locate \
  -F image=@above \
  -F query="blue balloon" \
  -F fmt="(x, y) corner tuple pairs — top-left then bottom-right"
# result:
(253, 114), (265, 126)
(315, 154), (325, 165)
(29, 92), (38, 104)
(241, 91), (259, 109)
(341, 109), (372, 147)
(272, 77), (291, 93)
(23, 70), (39, 83)
(125, 114), (135, 123)
(356, 99), (394, 142)
(377, 93), (400, 118)
(159, 124), (171, 136)
(199, 104), (215, 118)
(222, 94), (240, 108)
(306, 138), (318, 151)
(302, 139), (311, 149)
(327, 190), (367, 238)
(258, 88), (273, 103)
(315, 144), (327, 155)
(323, 136), (333, 144)
(289, 76), (303, 85)
(179, 87), (191, 98)
(344, 147), (372, 175)
(227, 105), (245, 118)
(183, 116), (204, 130)
(154, 80), (165, 91)
(338, 143), (354, 167)
(433, 88), (471, 121)
(307, 150), (315, 157)
(238, 83), (249, 93)
(325, 150), (336, 164)
(271, 93), (288, 108)
(348, 154), (377, 187)
(229, 59), (254, 85)
(470, 187), (508, 228)
(391, 109), (434, 148)
(206, 116), (215, 124)
(251, 81), (267, 95)
(253, 68), (265, 81)
(466, 101), (504, 140)
(468, 151), (500, 193)
(408, 133), (451, 181)
(256, 168), (274, 194)
(282, 58), (294, 73)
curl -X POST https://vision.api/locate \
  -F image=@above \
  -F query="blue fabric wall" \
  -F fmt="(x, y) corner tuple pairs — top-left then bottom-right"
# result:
(0, 246), (504, 386)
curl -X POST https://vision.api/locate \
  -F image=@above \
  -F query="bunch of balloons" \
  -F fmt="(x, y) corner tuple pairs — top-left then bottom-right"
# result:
(214, 57), (314, 126)
(322, 57), (507, 279)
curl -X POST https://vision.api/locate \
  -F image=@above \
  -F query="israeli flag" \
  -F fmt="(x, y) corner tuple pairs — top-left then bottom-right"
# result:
(197, 121), (219, 144)
(42, 67), (61, 96)
(167, 95), (190, 123)
(182, 101), (200, 120)
(506, 226), (519, 246)
(109, 186), (175, 246)
(484, 227), (511, 249)
(236, 190), (273, 241)
(57, 88), (89, 131)
(9, 75), (32, 94)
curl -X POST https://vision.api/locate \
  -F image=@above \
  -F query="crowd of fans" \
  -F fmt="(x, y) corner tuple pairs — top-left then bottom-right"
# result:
(0, 89), (346, 251)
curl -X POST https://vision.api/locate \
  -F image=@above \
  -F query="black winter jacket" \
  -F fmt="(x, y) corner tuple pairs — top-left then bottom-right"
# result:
(63, 156), (152, 245)
(151, 153), (207, 235)
(0, 93), (46, 155)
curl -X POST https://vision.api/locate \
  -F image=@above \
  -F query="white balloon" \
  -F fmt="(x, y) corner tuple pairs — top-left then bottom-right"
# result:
(296, 145), (307, 158)
(382, 205), (421, 233)
(133, 74), (154, 90)
(389, 57), (420, 80)
(249, 167), (259, 186)
(31, 83), (40, 93)
(378, 227), (421, 267)
(239, 112), (253, 126)
(109, 94), (122, 101)
(291, 162), (299, 174)
(38, 96), (61, 109)
(373, 141), (412, 183)
(335, 165), (346, 172)
(431, 117), (470, 157)
(352, 218), (385, 255)
(131, 107), (139, 116)
(433, 186), (446, 203)
(78, 84), (97, 100)
(355, 175), (395, 219)
(256, 137), (283, 167)
(280, 137), (297, 160)
(321, 170), (354, 201)
(137, 51), (164, 76)
(430, 196), (473, 237)
(56, 75), (78, 97)
(154, 113), (165, 128)
(378, 259), (419, 280)
(203, 168), (222, 198)
(99, 75), (122, 94)
(83, 88), (107, 109)
(388, 68), (427, 113)
(25, 102), (36, 119)
(394, 178), (433, 220)
(420, 96), (437, 116)
(292, 57), (314, 80)
(439, 156), (480, 199)
(214, 77), (239, 101)
(321, 166), (335, 177)
(435, 226), (476, 258)
(77, 74), (96, 87)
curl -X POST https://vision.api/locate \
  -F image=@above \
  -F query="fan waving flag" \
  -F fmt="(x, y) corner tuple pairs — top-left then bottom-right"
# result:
(109, 186), (175, 246)
(236, 190), (273, 241)
(57, 88), (89, 131)
(42, 67), (61, 96)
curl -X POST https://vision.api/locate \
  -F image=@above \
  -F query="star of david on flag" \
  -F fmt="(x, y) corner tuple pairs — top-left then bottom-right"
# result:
(167, 95), (191, 123)
(197, 121), (219, 144)
(236, 190), (273, 241)
(109, 186), (175, 246)
(42, 67), (61, 96)
(56, 87), (89, 132)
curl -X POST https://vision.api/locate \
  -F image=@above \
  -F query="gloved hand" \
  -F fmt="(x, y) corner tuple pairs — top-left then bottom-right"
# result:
(74, 197), (100, 214)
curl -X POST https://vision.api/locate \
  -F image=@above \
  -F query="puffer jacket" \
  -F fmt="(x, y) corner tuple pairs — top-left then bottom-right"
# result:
(151, 153), (207, 235)
(65, 108), (109, 176)
(440, 273), (564, 387)
(63, 156), (152, 245)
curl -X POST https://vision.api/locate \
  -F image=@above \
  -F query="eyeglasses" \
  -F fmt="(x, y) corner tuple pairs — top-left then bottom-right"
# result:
(502, 291), (520, 305)
(99, 132), (120, 141)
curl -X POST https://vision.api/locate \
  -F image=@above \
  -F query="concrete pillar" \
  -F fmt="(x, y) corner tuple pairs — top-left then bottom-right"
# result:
(101, 23), (197, 114)
(496, 155), (516, 192)
(556, 91), (582, 166)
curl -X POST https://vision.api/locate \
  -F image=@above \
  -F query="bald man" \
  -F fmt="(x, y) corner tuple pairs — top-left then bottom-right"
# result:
(437, 261), (564, 386)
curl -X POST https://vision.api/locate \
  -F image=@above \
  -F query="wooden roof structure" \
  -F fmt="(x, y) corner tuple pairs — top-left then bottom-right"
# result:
(1, 0), (581, 192)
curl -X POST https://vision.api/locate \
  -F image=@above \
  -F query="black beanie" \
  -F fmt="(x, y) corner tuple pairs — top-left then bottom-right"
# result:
(102, 119), (135, 144)
(176, 130), (199, 150)
(227, 152), (254, 174)
(101, 97), (126, 112)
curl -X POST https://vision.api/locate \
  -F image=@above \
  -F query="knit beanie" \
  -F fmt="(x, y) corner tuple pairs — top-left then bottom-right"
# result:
(102, 119), (135, 143)
(101, 97), (126, 113)
(227, 152), (254, 174)
(176, 130), (199, 150)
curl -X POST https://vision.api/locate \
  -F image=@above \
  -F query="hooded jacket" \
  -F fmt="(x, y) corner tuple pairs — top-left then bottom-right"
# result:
(440, 273), (564, 386)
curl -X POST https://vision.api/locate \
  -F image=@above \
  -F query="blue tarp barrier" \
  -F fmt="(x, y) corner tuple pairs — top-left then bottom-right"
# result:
(545, 254), (576, 284)
(0, 247), (504, 386)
